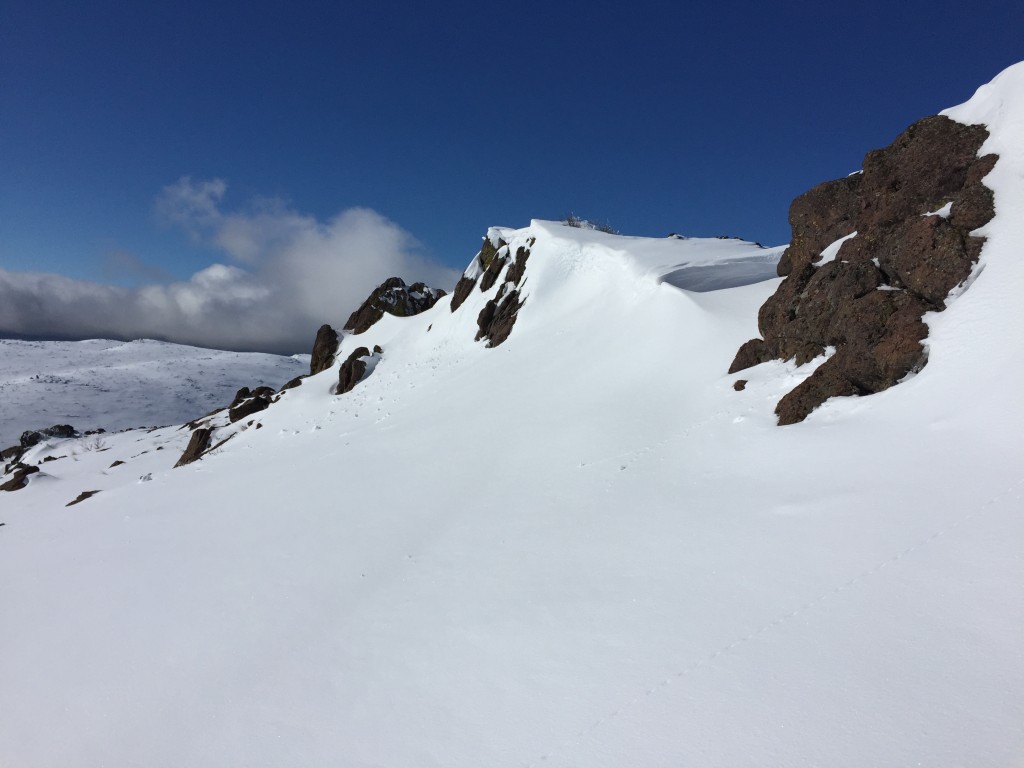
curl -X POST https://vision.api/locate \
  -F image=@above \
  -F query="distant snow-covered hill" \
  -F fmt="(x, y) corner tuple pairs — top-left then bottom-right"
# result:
(0, 338), (309, 444)
(1, 63), (1023, 768)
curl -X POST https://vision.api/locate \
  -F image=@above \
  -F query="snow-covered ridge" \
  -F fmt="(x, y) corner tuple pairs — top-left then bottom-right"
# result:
(1, 64), (1023, 768)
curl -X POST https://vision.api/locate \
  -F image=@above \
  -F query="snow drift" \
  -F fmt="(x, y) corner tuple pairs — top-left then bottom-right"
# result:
(1, 64), (1023, 767)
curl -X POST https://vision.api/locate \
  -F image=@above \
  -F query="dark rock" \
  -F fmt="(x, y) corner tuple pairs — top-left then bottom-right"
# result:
(450, 275), (477, 312)
(42, 455), (59, 463)
(281, 376), (304, 391)
(1, 445), (23, 463)
(109, 460), (124, 468)
(174, 428), (213, 468)
(338, 347), (371, 394)
(20, 424), (78, 448)
(475, 290), (523, 348)
(478, 237), (503, 269)
(778, 174), (861, 276)
(310, 324), (340, 375)
(229, 388), (273, 423)
(731, 114), (996, 423)
(1, 464), (39, 492)
(479, 252), (508, 292)
(733, 380), (747, 391)
(344, 277), (446, 334)
(729, 339), (772, 374)
(504, 246), (531, 286)
(66, 490), (100, 507)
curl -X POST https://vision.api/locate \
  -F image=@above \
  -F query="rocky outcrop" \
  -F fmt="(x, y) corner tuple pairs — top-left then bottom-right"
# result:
(450, 235), (508, 313)
(730, 115), (996, 424)
(0, 463), (39, 492)
(337, 347), (371, 394)
(20, 424), (78, 448)
(475, 290), (523, 347)
(310, 324), (339, 375)
(228, 386), (274, 423)
(455, 234), (533, 348)
(66, 490), (100, 507)
(344, 278), (446, 335)
(174, 428), (213, 468)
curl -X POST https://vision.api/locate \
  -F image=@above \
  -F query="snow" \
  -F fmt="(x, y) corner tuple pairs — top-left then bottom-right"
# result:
(924, 201), (953, 218)
(0, 338), (309, 445)
(2, 64), (1023, 767)
(816, 230), (858, 264)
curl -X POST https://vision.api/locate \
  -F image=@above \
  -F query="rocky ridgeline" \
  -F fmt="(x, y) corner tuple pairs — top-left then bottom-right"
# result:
(451, 234), (533, 347)
(344, 277), (446, 335)
(730, 115), (997, 424)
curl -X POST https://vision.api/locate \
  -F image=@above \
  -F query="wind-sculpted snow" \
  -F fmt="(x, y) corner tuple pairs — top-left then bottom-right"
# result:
(1, 64), (1023, 768)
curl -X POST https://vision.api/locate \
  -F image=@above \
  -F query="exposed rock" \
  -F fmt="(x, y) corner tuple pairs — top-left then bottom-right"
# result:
(338, 347), (371, 394)
(344, 277), (446, 334)
(450, 276), (477, 312)
(281, 376), (304, 391)
(310, 324), (339, 375)
(174, 428), (212, 468)
(66, 490), (100, 507)
(475, 290), (523, 348)
(1, 464), (39, 492)
(479, 252), (508, 292)
(733, 380), (747, 391)
(730, 115), (997, 424)
(1, 445), (24, 464)
(109, 460), (125, 468)
(504, 246), (531, 285)
(229, 387), (274, 423)
(20, 424), (78, 448)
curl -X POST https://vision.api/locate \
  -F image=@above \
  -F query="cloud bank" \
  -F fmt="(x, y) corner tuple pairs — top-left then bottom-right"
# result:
(0, 178), (459, 354)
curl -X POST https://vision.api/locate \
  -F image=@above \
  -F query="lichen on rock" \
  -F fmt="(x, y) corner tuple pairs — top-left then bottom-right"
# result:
(730, 115), (997, 424)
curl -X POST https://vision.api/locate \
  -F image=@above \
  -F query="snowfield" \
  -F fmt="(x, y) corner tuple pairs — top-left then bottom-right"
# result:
(0, 338), (309, 444)
(2, 64), (1023, 767)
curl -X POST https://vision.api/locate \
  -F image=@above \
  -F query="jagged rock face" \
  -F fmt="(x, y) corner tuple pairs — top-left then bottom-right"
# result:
(455, 234), (532, 348)
(344, 277), (446, 335)
(174, 428), (212, 468)
(228, 386), (274, 424)
(20, 424), (78, 448)
(731, 115), (996, 425)
(310, 324), (339, 375)
(338, 347), (371, 394)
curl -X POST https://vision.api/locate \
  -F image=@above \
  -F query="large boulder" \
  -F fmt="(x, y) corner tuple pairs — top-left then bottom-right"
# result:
(344, 278), (446, 335)
(174, 428), (213, 468)
(309, 324), (339, 375)
(337, 347), (372, 394)
(730, 115), (997, 424)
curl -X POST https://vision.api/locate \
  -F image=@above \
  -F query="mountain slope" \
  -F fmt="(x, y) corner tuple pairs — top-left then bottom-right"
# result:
(1, 65), (1023, 767)
(0, 338), (309, 444)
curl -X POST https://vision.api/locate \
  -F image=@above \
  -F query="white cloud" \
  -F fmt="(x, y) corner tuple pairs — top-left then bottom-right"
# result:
(0, 178), (459, 354)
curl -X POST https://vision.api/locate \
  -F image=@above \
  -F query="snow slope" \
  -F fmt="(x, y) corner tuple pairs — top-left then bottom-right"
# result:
(0, 338), (309, 445)
(2, 65), (1023, 767)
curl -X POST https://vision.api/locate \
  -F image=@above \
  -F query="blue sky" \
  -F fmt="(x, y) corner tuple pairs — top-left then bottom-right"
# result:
(1, 0), (1021, 351)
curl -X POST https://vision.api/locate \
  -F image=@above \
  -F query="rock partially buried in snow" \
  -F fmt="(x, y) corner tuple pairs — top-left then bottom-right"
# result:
(309, 324), (339, 375)
(174, 428), (213, 468)
(0, 463), (39, 492)
(228, 387), (274, 423)
(731, 114), (997, 424)
(337, 347), (372, 394)
(344, 277), (446, 335)
(20, 424), (78, 448)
